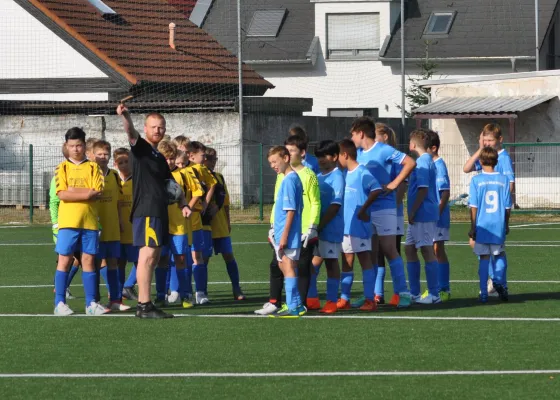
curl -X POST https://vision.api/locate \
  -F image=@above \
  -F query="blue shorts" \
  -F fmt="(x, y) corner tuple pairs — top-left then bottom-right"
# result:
(213, 237), (233, 255)
(120, 244), (139, 263)
(55, 228), (99, 256)
(162, 234), (188, 257)
(133, 217), (168, 248)
(203, 230), (213, 258)
(191, 229), (205, 253)
(97, 241), (121, 259)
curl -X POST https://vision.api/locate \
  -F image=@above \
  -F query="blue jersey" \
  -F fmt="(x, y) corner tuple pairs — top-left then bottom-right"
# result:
(273, 171), (303, 249)
(391, 163), (405, 217)
(357, 142), (406, 212)
(318, 168), (345, 243)
(407, 153), (439, 223)
(302, 153), (320, 175)
(468, 172), (511, 245)
(434, 157), (451, 229)
(475, 149), (514, 183)
(343, 165), (381, 239)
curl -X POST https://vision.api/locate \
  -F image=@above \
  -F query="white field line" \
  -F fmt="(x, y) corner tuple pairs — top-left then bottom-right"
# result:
(511, 222), (560, 228)
(0, 370), (560, 378)
(0, 313), (559, 322)
(1, 279), (559, 289)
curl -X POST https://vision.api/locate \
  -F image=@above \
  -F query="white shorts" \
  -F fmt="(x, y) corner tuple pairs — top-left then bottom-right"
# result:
(318, 240), (342, 259)
(473, 243), (505, 256)
(273, 244), (301, 262)
(342, 235), (372, 254)
(371, 210), (398, 236)
(405, 221), (437, 248)
(433, 227), (450, 242)
(396, 215), (405, 237)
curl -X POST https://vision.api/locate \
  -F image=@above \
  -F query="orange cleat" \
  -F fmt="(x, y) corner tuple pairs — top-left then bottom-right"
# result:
(336, 298), (351, 310)
(359, 299), (378, 311)
(374, 295), (385, 304)
(306, 297), (321, 310)
(319, 301), (338, 314)
(388, 293), (400, 307)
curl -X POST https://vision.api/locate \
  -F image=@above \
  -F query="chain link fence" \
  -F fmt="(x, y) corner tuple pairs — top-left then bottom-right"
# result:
(0, 142), (559, 224)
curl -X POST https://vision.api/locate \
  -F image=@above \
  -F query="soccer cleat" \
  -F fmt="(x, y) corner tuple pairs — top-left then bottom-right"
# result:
(415, 293), (442, 304)
(422, 289), (429, 298)
(411, 294), (422, 304)
(122, 287), (138, 301)
(109, 301), (131, 312)
(374, 295), (385, 305)
(397, 292), (412, 308)
(167, 291), (180, 305)
(86, 301), (110, 316)
(336, 298), (351, 310)
(181, 297), (194, 309)
(65, 288), (76, 300)
(277, 303), (289, 313)
(270, 304), (306, 318)
(351, 296), (366, 308)
(494, 284), (509, 302)
(479, 294), (488, 303)
(488, 279), (499, 297)
(319, 301), (338, 314)
(154, 298), (167, 308)
(388, 293), (400, 307)
(195, 291), (210, 305)
(359, 299), (378, 311)
(439, 290), (451, 302)
(306, 297), (321, 310)
(135, 302), (174, 319)
(479, 290), (499, 298)
(233, 288), (246, 301)
(54, 301), (74, 316)
(254, 302), (279, 315)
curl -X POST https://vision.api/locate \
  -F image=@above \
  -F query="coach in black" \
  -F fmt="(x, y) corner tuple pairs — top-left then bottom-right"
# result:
(117, 104), (191, 319)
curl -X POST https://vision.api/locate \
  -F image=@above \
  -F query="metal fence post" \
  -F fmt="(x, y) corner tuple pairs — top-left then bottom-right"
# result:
(259, 142), (264, 221)
(29, 144), (33, 223)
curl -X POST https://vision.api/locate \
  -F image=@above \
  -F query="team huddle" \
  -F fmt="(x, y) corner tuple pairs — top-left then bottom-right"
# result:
(49, 112), (513, 318)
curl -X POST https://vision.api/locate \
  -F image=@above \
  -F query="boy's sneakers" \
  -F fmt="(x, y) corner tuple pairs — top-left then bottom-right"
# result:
(167, 291), (180, 304)
(122, 287), (138, 301)
(306, 298), (321, 310)
(415, 293), (442, 305)
(86, 301), (110, 316)
(319, 301), (337, 314)
(359, 299), (377, 311)
(136, 302), (174, 319)
(493, 284), (509, 301)
(351, 296), (365, 308)
(388, 293), (400, 307)
(374, 295), (385, 305)
(336, 298), (351, 310)
(182, 294), (194, 309)
(270, 304), (306, 318)
(397, 292), (412, 308)
(195, 291), (210, 305)
(487, 279), (499, 297)
(65, 289), (75, 300)
(54, 301), (74, 316)
(109, 301), (131, 312)
(233, 288), (246, 301)
(439, 290), (451, 302)
(411, 294), (422, 304)
(254, 302), (279, 315)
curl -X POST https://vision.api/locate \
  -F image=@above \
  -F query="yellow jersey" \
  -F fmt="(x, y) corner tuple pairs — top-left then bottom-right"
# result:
(191, 164), (217, 231)
(168, 168), (189, 236)
(55, 159), (104, 231)
(118, 175), (133, 245)
(98, 169), (122, 242)
(210, 171), (231, 239)
(181, 164), (206, 233)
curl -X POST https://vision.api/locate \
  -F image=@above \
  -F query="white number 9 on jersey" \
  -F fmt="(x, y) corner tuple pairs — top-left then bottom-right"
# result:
(485, 190), (498, 213)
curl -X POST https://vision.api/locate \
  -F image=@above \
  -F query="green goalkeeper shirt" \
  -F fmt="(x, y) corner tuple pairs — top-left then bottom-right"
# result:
(49, 176), (60, 225)
(270, 167), (321, 231)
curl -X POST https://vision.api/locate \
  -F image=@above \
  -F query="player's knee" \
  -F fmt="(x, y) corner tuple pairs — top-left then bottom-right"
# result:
(222, 253), (234, 263)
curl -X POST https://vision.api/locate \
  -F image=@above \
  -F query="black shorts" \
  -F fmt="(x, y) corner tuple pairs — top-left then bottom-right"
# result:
(133, 217), (169, 248)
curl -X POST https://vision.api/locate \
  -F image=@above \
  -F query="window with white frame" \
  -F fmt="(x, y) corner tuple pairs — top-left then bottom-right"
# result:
(327, 13), (380, 59)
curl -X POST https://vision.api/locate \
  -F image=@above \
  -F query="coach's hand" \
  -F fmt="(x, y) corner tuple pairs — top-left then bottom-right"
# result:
(302, 225), (318, 248)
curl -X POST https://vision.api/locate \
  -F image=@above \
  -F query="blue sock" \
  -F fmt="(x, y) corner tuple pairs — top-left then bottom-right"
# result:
(340, 272), (354, 301)
(438, 262), (450, 292)
(307, 262), (321, 299)
(176, 267), (189, 300)
(166, 266), (171, 293)
(362, 268), (375, 301)
(493, 254), (507, 286)
(407, 261), (421, 296)
(155, 267), (168, 300)
(66, 265), (79, 289)
(185, 266), (193, 295)
(284, 277), (299, 310)
(100, 266), (110, 293)
(107, 269), (119, 302)
(479, 258), (490, 296)
(124, 264), (137, 288)
(326, 277), (339, 302)
(193, 264), (204, 293)
(389, 257), (408, 294)
(226, 260), (240, 290)
(425, 261), (439, 297)
(374, 266), (385, 297)
(488, 257), (494, 280)
(169, 265), (179, 293)
(118, 266), (126, 295)
(82, 271), (97, 306)
(54, 270), (68, 305)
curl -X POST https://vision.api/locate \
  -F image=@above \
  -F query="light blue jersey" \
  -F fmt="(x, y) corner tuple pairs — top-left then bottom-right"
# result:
(357, 142), (406, 212)
(469, 172), (511, 245)
(318, 168), (345, 243)
(303, 153), (320, 175)
(475, 149), (515, 183)
(434, 157), (451, 229)
(391, 163), (405, 217)
(273, 171), (303, 249)
(407, 153), (439, 222)
(343, 165), (381, 239)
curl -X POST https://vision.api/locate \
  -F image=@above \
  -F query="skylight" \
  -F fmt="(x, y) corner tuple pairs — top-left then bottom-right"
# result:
(423, 11), (456, 36)
(247, 8), (287, 38)
(87, 0), (117, 17)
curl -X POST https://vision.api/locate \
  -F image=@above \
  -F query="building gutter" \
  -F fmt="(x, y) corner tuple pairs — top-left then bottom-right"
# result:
(380, 56), (536, 63)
